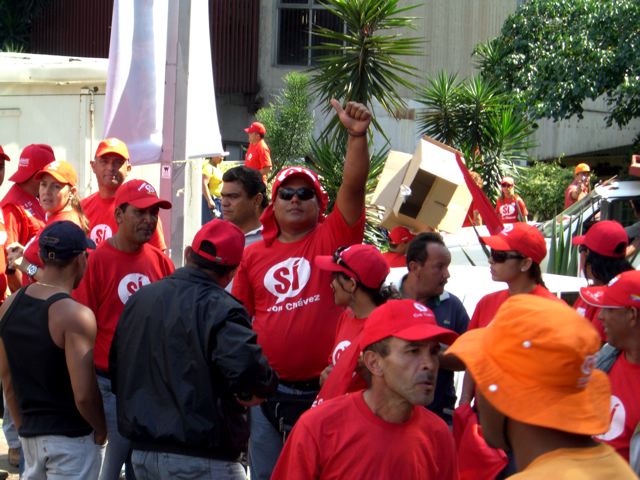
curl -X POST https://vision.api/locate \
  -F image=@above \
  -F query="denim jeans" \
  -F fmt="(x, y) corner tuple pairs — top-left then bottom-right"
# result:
(97, 375), (134, 480)
(21, 432), (105, 480)
(131, 450), (246, 480)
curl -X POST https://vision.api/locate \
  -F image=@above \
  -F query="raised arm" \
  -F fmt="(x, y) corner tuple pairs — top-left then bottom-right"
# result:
(332, 99), (372, 226)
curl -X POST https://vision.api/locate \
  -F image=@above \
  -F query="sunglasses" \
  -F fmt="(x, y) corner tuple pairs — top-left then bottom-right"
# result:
(333, 246), (362, 283)
(490, 249), (525, 263)
(277, 186), (316, 201)
(501, 183), (514, 188)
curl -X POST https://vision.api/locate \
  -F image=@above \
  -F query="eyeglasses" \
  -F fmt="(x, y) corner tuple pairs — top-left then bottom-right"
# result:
(501, 183), (514, 188)
(277, 186), (316, 201)
(333, 246), (362, 283)
(490, 249), (525, 263)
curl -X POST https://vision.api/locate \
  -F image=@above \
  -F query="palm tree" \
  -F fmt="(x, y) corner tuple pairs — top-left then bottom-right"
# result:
(0, 0), (51, 51)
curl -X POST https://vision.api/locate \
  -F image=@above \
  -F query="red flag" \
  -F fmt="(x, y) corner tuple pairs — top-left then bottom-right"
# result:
(455, 153), (503, 235)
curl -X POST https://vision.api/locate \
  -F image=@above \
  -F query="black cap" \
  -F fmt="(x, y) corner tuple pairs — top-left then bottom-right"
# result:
(39, 221), (96, 261)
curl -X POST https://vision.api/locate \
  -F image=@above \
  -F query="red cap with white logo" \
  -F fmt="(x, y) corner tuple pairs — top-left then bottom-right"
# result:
(480, 223), (546, 264)
(580, 270), (640, 309)
(115, 179), (172, 210)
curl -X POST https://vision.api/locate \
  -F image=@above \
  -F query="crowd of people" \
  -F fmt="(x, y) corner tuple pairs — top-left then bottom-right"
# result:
(0, 100), (637, 480)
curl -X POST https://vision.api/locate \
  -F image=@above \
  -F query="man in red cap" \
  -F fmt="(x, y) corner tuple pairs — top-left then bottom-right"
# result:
(580, 270), (640, 474)
(447, 295), (635, 479)
(244, 122), (272, 183)
(81, 137), (167, 252)
(110, 219), (278, 479)
(382, 226), (415, 268)
(565, 162), (591, 209)
(74, 179), (175, 480)
(271, 299), (458, 479)
(1, 144), (54, 290)
(232, 100), (371, 480)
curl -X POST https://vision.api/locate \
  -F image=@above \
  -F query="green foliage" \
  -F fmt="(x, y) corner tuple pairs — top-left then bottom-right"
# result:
(475, 0), (640, 131)
(416, 71), (536, 199)
(256, 72), (314, 180)
(309, 0), (423, 138)
(0, 0), (51, 51)
(547, 213), (582, 276)
(518, 160), (574, 221)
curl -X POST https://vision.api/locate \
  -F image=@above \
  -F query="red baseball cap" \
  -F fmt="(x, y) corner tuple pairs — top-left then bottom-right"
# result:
(361, 299), (458, 350)
(244, 122), (266, 135)
(191, 219), (245, 266)
(315, 244), (390, 290)
(10, 144), (55, 183)
(0, 146), (10, 162)
(572, 220), (628, 258)
(95, 137), (130, 160)
(580, 270), (640, 309)
(388, 226), (415, 245)
(35, 160), (78, 187)
(115, 179), (172, 210)
(480, 223), (546, 264)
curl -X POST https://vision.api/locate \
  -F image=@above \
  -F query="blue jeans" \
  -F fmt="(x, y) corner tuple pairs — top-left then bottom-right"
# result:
(21, 433), (105, 480)
(131, 450), (246, 480)
(97, 375), (134, 480)
(249, 384), (316, 480)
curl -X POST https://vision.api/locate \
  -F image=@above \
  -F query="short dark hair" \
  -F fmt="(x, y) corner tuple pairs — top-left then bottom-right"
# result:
(406, 232), (445, 264)
(222, 166), (268, 209)
(42, 255), (77, 268)
(364, 337), (390, 357)
(585, 251), (633, 285)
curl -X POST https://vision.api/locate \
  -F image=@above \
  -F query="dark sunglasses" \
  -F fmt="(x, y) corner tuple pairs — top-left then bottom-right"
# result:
(501, 183), (514, 188)
(277, 186), (316, 201)
(490, 249), (525, 263)
(332, 246), (362, 283)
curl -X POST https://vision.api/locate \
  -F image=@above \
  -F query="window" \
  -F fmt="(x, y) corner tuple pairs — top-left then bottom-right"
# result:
(277, 1), (342, 66)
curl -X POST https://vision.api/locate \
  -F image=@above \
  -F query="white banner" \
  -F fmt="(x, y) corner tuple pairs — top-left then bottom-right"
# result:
(104, 0), (223, 164)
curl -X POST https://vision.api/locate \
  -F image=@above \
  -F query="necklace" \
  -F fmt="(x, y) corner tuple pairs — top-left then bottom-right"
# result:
(36, 281), (63, 289)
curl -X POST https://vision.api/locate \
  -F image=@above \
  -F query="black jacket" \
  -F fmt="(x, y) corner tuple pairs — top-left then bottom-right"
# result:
(110, 266), (278, 460)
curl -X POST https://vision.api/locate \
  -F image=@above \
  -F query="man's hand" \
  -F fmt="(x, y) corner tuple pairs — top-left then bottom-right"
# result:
(94, 430), (107, 446)
(331, 99), (371, 136)
(6, 243), (25, 269)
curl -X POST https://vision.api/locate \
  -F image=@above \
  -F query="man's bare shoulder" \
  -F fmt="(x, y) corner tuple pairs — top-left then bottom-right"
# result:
(49, 297), (96, 334)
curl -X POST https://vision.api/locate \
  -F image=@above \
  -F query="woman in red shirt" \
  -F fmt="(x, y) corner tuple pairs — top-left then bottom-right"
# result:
(495, 176), (528, 223)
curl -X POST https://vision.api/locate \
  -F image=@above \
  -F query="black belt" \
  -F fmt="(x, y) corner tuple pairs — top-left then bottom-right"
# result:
(279, 378), (319, 391)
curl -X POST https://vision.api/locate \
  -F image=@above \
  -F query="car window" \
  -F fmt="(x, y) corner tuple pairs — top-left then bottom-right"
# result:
(606, 197), (640, 228)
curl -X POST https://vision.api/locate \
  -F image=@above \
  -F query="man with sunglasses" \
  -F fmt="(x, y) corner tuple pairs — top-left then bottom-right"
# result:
(233, 99), (371, 480)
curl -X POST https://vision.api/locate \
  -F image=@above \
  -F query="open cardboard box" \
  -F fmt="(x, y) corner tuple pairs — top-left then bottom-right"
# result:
(370, 136), (472, 233)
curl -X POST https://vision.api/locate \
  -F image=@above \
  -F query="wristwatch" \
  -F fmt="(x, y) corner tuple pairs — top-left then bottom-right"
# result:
(26, 263), (38, 279)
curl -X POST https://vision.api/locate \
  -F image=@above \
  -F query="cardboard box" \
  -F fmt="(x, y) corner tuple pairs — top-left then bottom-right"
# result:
(370, 136), (472, 233)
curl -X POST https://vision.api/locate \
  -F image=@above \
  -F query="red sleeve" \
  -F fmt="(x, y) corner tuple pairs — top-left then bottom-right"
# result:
(257, 144), (272, 169)
(232, 256), (255, 316)
(23, 235), (43, 268)
(271, 421), (321, 480)
(2, 205), (24, 245)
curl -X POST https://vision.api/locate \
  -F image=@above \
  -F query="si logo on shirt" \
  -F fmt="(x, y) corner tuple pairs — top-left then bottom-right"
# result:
(264, 257), (311, 304)
(90, 224), (113, 245)
(117, 273), (151, 304)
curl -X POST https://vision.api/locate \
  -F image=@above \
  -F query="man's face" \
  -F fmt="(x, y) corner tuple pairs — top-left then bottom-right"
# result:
(410, 243), (451, 299)
(115, 204), (159, 246)
(91, 153), (131, 192)
(375, 337), (440, 407)
(577, 172), (590, 183)
(476, 391), (510, 451)
(598, 307), (633, 349)
(273, 178), (319, 234)
(220, 181), (260, 227)
(247, 132), (260, 144)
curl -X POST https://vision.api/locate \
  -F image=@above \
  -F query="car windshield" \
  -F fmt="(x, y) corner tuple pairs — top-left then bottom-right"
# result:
(539, 190), (599, 237)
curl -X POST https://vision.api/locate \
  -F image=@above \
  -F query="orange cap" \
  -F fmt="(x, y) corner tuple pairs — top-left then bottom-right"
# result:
(446, 294), (611, 435)
(575, 163), (590, 174)
(95, 137), (130, 161)
(35, 160), (78, 187)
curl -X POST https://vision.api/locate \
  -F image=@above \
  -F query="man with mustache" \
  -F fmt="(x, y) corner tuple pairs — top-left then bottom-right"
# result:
(74, 179), (174, 480)
(271, 300), (458, 479)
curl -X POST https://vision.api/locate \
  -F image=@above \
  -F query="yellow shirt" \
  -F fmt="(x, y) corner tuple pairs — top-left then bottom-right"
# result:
(202, 162), (223, 198)
(511, 444), (635, 479)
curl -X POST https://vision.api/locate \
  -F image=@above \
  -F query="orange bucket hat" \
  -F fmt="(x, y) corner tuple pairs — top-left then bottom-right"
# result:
(447, 294), (611, 436)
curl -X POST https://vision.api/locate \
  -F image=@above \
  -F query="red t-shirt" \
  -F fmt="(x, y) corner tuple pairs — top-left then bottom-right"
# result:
(469, 286), (560, 330)
(495, 195), (527, 223)
(272, 391), (458, 480)
(596, 354), (640, 461)
(0, 184), (46, 245)
(325, 309), (368, 394)
(382, 251), (406, 268)
(244, 140), (271, 182)
(73, 240), (175, 370)
(232, 209), (364, 380)
(573, 296), (606, 342)
(564, 182), (588, 209)
(81, 192), (167, 251)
